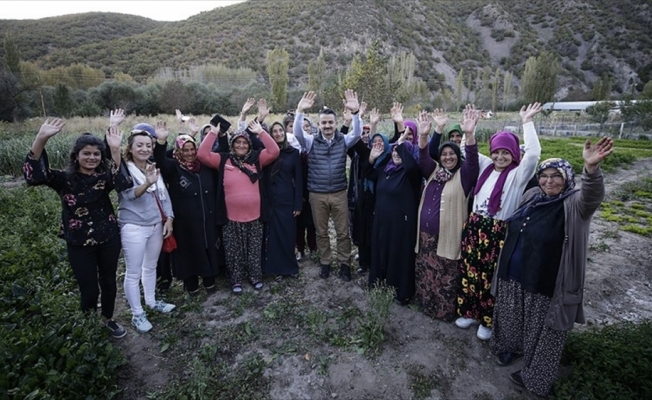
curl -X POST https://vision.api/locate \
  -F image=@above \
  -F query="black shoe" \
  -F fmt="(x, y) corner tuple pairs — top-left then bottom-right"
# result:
(496, 352), (523, 366)
(319, 264), (331, 279)
(106, 320), (127, 339)
(339, 264), (351, 282)
(356, 265), (368, 275)
(205, 285), (217, 295)
(510, 370), (525, 387)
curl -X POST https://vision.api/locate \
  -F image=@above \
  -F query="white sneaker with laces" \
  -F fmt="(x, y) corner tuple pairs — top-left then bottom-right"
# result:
(477, 325), (492, 341)
(455, 317), (477, 329)
(131, 313), (153, 333)
(149, 300), (176, 313)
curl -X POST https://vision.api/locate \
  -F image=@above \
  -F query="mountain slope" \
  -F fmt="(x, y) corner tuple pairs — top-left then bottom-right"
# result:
(1, 0), (650, 97)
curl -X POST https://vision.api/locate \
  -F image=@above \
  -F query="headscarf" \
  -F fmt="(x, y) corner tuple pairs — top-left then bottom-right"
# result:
(173, 134), (200, 173)
(507, 158), (578, 221)
(228, 130), (261, 183)
(269, 122), (289, 150)
(304, 117), (319, 136)
(364, 133), (390, 194)
(473, 131), (521, 216)
(434, 142), (464, 183)
(199, 124), (211, 143)
(384, 141), (413, 176)
(403, 120), (420, 159)
(447, 124), (463, 140)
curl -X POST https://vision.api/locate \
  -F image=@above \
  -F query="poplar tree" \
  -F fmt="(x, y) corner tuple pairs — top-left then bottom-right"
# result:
(520, 52), (559, 103)
(266, 47), (290, 111)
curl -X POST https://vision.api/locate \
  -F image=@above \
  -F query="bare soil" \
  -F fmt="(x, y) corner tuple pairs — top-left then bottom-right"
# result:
(113, 159), (652, 400)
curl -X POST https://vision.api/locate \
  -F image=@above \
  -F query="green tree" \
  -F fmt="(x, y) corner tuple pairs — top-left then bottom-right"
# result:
(586, 101), (615, 133)
(308, 48), (326, 107)
(520, 52), (559, 103)
(53, 84), (74, 117)
(592, 73), (613, 100)
(387, 51), (428, 106)
(502, 71), (513, 111)
(492, 68), (500, 112)
(266, 47), (290, 112)
(640, 80), (652, 99)
(456, 69), (464, 110)
(342, 41), (397, 110)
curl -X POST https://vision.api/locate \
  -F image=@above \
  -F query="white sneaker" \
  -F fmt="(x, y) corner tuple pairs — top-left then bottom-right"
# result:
(477, 325), (492, 341)
(455, 317), (477, 329)
(131, 313), (153, 333)
(149, 300), (176, 313)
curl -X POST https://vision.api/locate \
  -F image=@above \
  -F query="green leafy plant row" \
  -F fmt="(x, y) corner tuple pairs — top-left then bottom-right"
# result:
(0, 186), (125, 399)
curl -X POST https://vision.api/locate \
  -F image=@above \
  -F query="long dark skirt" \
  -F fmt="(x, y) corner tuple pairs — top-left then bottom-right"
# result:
(223, 220), (263, 285)
(456, 212), (507, 327)
(414, 232), (461, 322)
(263, 205), (299, 276)
(492, 278), (568, 397)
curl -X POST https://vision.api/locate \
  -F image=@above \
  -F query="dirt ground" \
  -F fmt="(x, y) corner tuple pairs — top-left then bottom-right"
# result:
(112, 159), (652, 400)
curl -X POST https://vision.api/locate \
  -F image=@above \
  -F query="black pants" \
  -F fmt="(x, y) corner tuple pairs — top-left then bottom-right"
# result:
(184, 275), (217, 292)
(157, 251), (174, 288)
(66, 236), (121, 320)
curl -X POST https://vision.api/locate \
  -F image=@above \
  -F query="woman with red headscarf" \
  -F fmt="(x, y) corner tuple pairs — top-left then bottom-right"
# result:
(454, 103), (543, 341)
(153, 123), (221, 296)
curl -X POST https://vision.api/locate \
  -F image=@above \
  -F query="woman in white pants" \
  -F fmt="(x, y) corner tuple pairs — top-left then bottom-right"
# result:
(118, 123), (176, 333)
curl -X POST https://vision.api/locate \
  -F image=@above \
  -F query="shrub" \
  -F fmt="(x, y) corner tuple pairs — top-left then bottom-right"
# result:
(554, 321), (652, 399)
(0, 186), (125, 398)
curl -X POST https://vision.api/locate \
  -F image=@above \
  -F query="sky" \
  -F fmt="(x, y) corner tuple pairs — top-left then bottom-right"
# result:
(0, 1), (246, 21)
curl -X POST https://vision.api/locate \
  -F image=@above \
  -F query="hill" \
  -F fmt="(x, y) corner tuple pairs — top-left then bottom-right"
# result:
(0, 0), (651, 99)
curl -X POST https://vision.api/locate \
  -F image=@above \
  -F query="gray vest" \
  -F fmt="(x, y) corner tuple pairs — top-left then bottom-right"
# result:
(307, 132), (348, 193)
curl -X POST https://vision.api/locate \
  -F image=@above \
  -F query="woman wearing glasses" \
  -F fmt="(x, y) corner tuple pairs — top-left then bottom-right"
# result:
(491, 138), (613, 398)
(118, 123), (176, 333)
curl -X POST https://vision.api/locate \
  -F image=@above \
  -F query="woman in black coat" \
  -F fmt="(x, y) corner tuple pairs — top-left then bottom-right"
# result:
(262, 122), (303, 279)
(366, 131), (422, 305)
(154, 125), (221, 295)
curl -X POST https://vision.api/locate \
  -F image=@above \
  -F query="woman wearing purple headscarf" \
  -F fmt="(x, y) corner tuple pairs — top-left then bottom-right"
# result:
(366, 129), (422, 305)
(389, 102), (420, 160)
(454, 103), (543, 341)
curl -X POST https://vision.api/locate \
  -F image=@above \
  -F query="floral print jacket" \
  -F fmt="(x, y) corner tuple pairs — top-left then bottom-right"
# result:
(23, 149), (132, 246)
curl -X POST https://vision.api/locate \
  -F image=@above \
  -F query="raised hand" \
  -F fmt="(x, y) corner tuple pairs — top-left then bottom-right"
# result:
(369, 108), (380, 125)
(106, 125), (123, 150)
(248, 119), (263, 135)
(37, 118), (66, 139)
(390, 102), (404, 124)
(460, 104), (480, 134)
(343, 89), (359, 113)
(431, 108), (448, 132)
(109, 109), (126, 126)
(241, 98), (256, 115)
(520, 102), (543, 124)
(398, 128), (411, 145)
(417, 110), (432, 136)
(583, 137), (614, 170)
(359, 101), (368, 119)
(369, 141), (384, 162)
(187, 117), (199, 136)
(297, 91), (316, 113)
(257, 98), (270, 122)
(145, 163), (159, 185)
(342, 101), (352, 122)
(209, 123), (221, 136)
(175, 109), (184, 123)
(155, 121), (170, 142)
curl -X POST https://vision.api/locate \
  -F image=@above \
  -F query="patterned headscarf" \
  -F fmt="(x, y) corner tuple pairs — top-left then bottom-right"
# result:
(228, 130), (260, 183)
(507, 158), (579, 221)
(173, 134), (200, 173)
(537, 158), (576, 195)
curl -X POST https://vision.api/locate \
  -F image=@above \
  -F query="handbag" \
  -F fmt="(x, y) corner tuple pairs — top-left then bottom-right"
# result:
(153, 193), (177, 253)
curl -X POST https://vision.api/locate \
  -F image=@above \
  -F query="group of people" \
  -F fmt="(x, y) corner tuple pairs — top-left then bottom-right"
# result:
(25, 89), (614, 398)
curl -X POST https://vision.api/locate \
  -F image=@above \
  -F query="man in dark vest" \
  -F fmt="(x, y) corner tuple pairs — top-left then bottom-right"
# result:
(293, 90), (362, 281)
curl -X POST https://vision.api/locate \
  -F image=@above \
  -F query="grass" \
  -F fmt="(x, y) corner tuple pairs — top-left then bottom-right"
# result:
(599, 177), (652, 237)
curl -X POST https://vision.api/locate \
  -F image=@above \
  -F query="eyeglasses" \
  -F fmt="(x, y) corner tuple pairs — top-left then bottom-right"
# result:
(538, 173), (564, 182)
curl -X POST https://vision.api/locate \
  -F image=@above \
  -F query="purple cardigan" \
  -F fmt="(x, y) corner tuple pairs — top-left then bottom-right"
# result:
(418, 143), (479, 235)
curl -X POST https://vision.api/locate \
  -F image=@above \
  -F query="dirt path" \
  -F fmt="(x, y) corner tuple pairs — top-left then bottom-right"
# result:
(113, 159), (652, 400)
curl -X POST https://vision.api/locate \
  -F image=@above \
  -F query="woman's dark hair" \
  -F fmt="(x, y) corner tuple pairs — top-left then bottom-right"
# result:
(67, 133), (107, 174)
